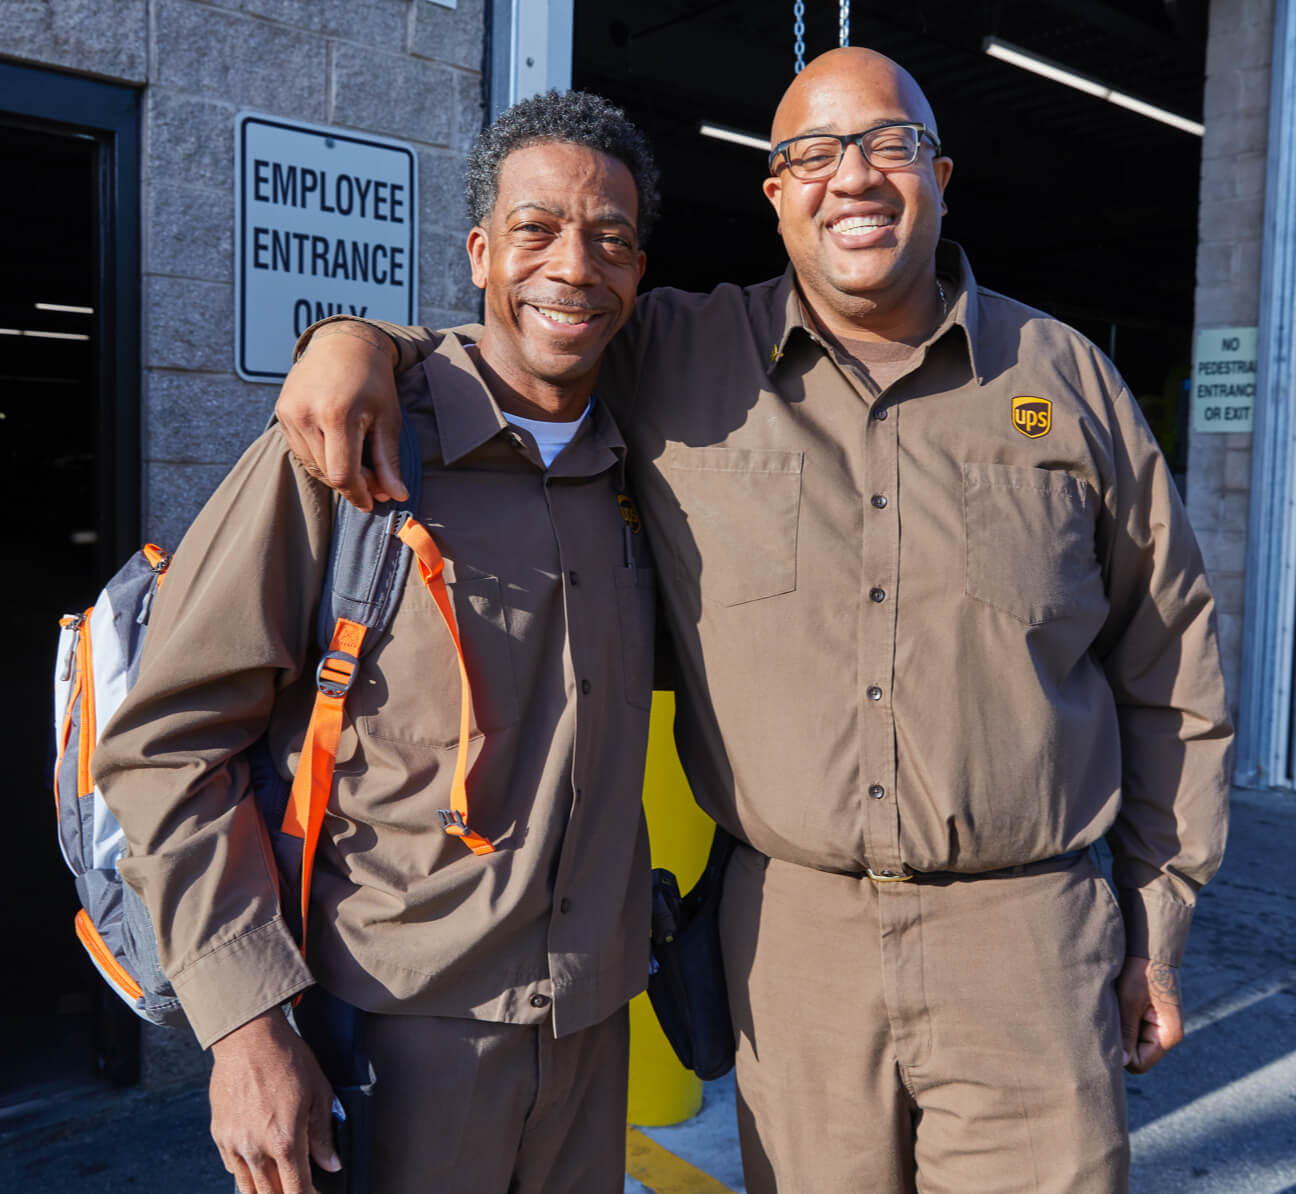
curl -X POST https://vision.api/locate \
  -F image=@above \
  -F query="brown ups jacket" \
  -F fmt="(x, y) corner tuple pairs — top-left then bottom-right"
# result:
(357, 241), (1231, 970)
(94, 334), (655, 1048)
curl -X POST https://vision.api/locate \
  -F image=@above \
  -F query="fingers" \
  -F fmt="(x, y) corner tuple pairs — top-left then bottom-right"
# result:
(368, 408), (408, 504)
(320, 411), (375, 513)
(308, 1092), (342, 1175)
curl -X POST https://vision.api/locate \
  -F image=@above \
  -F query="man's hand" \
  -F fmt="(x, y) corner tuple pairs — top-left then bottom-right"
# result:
(209, 1008), (341, 1194)
(275, 321), (407, 512)
(1117, 957), (1184, 1074)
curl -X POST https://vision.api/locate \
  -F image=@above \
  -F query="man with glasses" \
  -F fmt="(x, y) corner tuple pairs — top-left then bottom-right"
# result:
(276, 48), (1230, 1194)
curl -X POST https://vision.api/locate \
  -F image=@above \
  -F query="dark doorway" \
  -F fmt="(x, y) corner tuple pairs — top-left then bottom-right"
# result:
(573, 0), (1206, 475)
(0, 62), (141, 1113)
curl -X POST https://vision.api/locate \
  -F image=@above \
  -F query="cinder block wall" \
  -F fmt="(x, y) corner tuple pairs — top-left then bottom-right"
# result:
(9, 0), (486, 548)
(8, 0), (487, 1087)
(1188, 0), (1275, 707)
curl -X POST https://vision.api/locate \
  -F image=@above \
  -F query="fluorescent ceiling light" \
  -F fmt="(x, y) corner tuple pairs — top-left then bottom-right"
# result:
(983, 36), (1204, 137)
(699, 122), (769, 152)
(35, 302), (94, 314)
(15, 329), (92, 341)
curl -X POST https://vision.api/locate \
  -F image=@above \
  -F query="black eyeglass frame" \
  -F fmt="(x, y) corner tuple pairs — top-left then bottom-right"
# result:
(768, 122), (944, 179)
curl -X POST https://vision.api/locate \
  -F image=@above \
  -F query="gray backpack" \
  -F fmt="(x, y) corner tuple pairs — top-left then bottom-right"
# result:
(50, 418), (454, 1028)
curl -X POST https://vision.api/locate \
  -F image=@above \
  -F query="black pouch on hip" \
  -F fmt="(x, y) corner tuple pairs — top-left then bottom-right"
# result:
(289, 987), (375, 1194)
(646, 826), (737, 1081)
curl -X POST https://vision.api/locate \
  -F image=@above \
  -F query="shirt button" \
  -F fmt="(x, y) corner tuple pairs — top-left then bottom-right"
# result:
(581, 678), (591, 694)
(529, 994), (550, 1009)
(568, 570), (580, 586)
(867, 686), (883, 701)
(873, 407), (888, 421)
(869, 587), (886, 603)
(868, 784), (885, 799)
(559, 898), (571, 914)
(871, 494), (888, 509)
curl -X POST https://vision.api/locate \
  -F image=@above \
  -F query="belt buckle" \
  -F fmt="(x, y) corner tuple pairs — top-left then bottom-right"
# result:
(866, 867), (914, 883)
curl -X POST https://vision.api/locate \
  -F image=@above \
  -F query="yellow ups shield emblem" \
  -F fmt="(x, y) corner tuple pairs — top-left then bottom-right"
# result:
(1012, 396), (1052, 439)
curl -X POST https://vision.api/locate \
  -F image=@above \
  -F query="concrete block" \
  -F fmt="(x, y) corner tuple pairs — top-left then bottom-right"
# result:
(144, 276), (235, 373)
(1197, 167), (1237, 205)
(154, 0), (327, 122)
(1215, 610), (1244, 686)
(454, 69), (486, 153)
(1219, 490), (1252, 540)
(1201, 110), (1270, 162)
(1205, 28), (1275, 74)
(1187, 433), (1226, 506)
(420, 228), (479, 309)
(145, 370), (275, 463)
(331, 43), (455, 145)
(1209, 570), (1246, 621)
(1194, 243), (1233, 290)
(1209, 519), (1250, 574)
(144, 461), (237, 546)
(6, 0), (147, 83)
(198, 0), (407, 46)
(1201, 67), (1240, 122)
(411, 0), (485, 71)
(1232, 151), (1269, 203)
(1239, 65), (1274, 114)
(1224, 444), (1254, 491)
(147, 183), (234, 282)
(146, 91), (236, 192)
(1199, 196), (1264, 236)
(418, 148), (470, 231)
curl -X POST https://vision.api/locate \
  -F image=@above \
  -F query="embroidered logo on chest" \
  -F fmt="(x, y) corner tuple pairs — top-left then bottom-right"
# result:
(1012, 396), (1052, 439)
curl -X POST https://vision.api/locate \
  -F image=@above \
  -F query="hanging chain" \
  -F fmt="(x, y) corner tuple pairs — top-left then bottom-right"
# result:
(793, 0), (806, 73)
(839, 0), (850, 47)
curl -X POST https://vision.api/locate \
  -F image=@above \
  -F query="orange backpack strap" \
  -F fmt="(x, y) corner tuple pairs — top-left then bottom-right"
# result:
(396, 514), (494, 856)
(281, 617), (369, 945)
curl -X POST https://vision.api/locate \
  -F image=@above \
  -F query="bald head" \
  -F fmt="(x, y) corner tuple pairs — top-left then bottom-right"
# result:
(771, 48), (938, 147)
(761, 46), (952, 342)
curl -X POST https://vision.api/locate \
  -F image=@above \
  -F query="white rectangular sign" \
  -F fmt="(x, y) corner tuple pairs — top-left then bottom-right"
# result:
(235, 112), (418, 382)
(1192, 325), (1256, 434)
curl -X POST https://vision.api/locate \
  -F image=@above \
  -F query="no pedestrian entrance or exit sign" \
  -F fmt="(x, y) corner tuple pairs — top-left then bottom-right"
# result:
(234, 112), (419, 383)
(1192, 326), (1256, 434)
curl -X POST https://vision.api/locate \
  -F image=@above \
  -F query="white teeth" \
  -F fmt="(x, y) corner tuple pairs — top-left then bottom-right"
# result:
(534, 306), (587, 325)
(830, 215), (892, 233)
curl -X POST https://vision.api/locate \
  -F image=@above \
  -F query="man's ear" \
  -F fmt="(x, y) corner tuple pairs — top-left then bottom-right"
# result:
(466, 225), (489, 290)
(762, 174), (783, 225)
(635, 249), (646, 284)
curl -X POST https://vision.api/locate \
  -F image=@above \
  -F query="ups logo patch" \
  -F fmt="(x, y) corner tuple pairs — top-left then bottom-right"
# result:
(1012, 396), (1052, 439)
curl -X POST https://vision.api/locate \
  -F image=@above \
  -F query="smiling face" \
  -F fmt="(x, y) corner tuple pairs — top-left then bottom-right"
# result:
(468, 140), (646, 417)
(763, 48), (953, 341)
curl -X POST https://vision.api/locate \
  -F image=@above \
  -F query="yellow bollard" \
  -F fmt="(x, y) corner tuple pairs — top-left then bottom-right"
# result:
(626, 690), (716, 1127)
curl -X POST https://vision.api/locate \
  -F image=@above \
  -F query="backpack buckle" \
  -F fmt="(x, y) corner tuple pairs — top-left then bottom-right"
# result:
(437, 809), (468, 835)
(316, 649), (359, 698)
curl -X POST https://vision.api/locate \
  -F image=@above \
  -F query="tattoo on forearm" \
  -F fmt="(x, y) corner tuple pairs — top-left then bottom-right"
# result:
(1148, 962), (1181, 1006)
(305, 320), (398, 365)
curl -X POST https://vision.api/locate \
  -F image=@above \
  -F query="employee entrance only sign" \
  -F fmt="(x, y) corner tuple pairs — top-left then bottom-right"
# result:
(235, 112), (418, 382)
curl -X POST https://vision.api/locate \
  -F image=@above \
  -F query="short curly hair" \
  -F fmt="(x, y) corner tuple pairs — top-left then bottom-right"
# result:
(465, 90), (662, 242)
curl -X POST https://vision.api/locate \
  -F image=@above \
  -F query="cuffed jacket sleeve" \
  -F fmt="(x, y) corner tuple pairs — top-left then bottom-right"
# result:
(93, 429), (332, 1046)
(1090, 356), (1232, 966)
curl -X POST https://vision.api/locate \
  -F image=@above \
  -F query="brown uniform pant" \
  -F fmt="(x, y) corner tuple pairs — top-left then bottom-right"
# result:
(360, 1004), (629, 1194)
(720, 845), (1129, 1194)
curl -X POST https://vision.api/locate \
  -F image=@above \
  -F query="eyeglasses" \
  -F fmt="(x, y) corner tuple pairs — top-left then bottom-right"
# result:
(768, 123), (943, 181)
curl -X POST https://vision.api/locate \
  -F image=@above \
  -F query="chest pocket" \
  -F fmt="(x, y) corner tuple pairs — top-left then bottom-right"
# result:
(360, 561), (520, 748)
(665, 446), (803, 607)
(963, 462), (1102, 625)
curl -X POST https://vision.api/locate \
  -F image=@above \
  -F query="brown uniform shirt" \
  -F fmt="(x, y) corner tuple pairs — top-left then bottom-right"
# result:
(94, 334), (655, 1047)
(330, 240), (1232, 967)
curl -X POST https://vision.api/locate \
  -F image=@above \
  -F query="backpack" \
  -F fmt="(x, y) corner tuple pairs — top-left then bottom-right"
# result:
(51, 416), (493, 1029)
